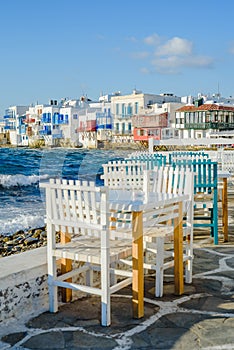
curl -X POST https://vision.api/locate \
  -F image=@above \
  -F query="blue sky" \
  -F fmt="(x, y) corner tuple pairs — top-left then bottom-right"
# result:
(1, 0), (234, 115)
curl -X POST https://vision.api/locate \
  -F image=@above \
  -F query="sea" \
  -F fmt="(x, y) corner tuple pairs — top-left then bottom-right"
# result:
(0, 147), (131, 236)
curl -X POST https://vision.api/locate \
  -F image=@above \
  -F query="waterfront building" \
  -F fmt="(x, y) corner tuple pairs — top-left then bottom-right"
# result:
(132, 102), (184, 145)
(175, 99), (234, 139)
(25, 104), (44, 145)
(76, 95), (113, 148)
(58, 105), (80, 147)
(111, 90), (181, 144)
(2, 105), (29, 146)
(2, 90), (234, 149)
(39, 100), (62, 146)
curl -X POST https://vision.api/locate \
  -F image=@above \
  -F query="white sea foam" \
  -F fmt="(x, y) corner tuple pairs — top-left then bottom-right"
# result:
(0, 174), (49, 188)
(0, 213), (45, 235)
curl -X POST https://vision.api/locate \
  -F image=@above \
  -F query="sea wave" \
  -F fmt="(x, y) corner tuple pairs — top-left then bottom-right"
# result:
(0, 174), (50, 188)
(0, 213), (45, 235)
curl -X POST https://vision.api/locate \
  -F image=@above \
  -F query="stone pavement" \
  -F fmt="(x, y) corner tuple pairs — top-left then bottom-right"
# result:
(1, 190), (234, 350)
(1, 239), (234, 350)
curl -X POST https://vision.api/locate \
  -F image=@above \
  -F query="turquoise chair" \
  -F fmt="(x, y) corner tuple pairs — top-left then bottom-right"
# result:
(170, 159), (218, 244)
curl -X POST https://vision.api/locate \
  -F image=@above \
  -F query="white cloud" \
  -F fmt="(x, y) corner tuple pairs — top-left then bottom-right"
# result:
(144, 33), (161, 46)
(129, 33), (215, 75)
(156, 37), (193, 56)
(151, 55), (214, 74)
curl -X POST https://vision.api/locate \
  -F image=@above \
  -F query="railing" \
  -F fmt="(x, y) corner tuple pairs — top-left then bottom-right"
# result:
(184, 122), (234, 130)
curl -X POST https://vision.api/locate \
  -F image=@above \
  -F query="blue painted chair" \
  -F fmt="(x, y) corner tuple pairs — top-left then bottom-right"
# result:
(168, 151), (209, 165)
(127, 153), (167, 169)
(170, 159), (218, 244)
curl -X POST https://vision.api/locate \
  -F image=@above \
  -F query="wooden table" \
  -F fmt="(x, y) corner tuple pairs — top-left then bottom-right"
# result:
(218, 170), (231, 242)
(108, 190), (189, 319)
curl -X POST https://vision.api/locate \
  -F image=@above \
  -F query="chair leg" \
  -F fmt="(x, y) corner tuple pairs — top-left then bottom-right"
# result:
(48, 256), (58, 312)
(185, 240), (193, 284)
(101, 245), (111, 326)
(47, 224), (58, 312)
(185, 203), (193, 284)
(155, 236), (164, 297)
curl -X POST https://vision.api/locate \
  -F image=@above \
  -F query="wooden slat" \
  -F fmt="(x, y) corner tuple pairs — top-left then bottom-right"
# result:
(174, 201), (184, 295)
(222, 177), (228, 242)
(60, 228), (72, 302)
(132, 211), (144, 319)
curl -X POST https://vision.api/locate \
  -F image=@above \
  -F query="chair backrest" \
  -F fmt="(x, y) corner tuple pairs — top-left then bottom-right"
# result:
(41, 179), (108, 236)
(143, 165), (194, 218)
(168, 152), (209, 165)
(101, 160), (146, 190)
(171, 159), (218, 195)
(127, 153), (167, 169)
(143, 165), (193, 198)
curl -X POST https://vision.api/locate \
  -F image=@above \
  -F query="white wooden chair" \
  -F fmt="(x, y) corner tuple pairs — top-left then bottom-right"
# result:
(142, 165), (194, 297)
(40, 179), (133, 326)
(101, 160), (146, 190)
(101, 161), (194, 297)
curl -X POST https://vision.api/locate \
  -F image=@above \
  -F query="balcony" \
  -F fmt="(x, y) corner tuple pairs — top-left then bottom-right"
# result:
(4, 125), (15, 130)
(210, 122), (234, 130)
(39, 130), (51, 136)
(96, 124), (112, 130)
(115, 114), (132, 120)
(184, 122), (234, 130)
(112, 130), (132, 136)
(41, 117), (51, 123)
(76, 120), (96, 132)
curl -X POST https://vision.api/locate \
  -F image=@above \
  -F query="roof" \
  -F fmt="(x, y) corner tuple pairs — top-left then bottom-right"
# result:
(177, 104), (234, 112)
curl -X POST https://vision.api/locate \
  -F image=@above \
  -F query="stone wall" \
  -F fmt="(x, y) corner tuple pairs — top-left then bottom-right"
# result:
(0, 247), (49, 323)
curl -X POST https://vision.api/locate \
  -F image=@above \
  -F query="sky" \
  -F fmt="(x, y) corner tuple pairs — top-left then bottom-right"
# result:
(1, 0), (234, 115)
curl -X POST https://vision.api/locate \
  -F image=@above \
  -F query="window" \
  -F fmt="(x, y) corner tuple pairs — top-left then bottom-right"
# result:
(127, 104), (132, 116)
(135, 102), (138, 114)
(185, 113), (190, 124)
(116, 104), (119, 115)
(122, 104), (125, 117)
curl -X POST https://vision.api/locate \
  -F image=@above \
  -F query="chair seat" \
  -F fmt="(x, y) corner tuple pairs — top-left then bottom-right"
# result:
(53, 236), (132, 264)
(194, 193), (214, 210)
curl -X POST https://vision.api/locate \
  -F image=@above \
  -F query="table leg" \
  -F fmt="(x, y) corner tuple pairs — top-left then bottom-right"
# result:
(132, 211), (144, 318)
(60, 229), (72, 302)
(174, 201), (184, 295)
(222, 177), (228, 242)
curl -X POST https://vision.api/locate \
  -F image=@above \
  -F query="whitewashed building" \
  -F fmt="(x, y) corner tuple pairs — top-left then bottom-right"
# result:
(76, 95), (112, 148)
(3, 105), (29, 146)
(111, 90), (181, 143)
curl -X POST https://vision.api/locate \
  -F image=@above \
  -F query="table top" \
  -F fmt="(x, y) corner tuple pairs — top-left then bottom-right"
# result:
(108, 190), (189, 211)
(218, 170), (231, 178)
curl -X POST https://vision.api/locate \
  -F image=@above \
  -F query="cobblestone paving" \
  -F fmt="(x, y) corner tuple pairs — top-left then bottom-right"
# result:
(1, 193), (234, 350)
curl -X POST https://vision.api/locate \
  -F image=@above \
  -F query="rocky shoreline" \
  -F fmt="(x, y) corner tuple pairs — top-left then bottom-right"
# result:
(0, 226), (59, 258)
